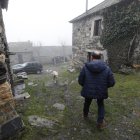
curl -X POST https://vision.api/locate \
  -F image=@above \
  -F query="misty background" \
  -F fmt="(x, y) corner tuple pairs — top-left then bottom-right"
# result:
(3, 0), (104, 46)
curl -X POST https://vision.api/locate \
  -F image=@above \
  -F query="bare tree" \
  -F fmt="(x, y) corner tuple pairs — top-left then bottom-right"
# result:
(60, 41), (66, 62)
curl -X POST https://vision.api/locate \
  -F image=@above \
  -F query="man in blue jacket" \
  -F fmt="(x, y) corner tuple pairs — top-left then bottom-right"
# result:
(78, 51), (115, 129)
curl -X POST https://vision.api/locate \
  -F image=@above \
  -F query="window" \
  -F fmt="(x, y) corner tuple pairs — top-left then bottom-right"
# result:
(94, 19), (102, 36)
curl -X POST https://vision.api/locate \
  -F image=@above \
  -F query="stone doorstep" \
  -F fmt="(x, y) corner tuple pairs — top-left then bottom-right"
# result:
(14, 92), (30, 101)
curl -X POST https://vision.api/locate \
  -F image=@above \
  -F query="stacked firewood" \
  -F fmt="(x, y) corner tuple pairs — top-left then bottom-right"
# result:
(0, 49), (15, 123)
(0, 49), (25, 140)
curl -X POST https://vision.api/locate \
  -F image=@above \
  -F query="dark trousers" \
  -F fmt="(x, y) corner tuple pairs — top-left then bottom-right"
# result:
(83, 98), (104, 123)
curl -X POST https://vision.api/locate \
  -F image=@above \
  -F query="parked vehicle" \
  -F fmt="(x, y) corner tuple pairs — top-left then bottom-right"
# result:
(12, 62), (43, 74)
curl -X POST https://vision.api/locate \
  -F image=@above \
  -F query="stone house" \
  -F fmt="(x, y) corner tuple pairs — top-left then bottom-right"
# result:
(70, 0), (140, 70)
(0, 0), (13, 82)
(9, 42), (72, 65)
(33, 46), (72, 64)
(70, 0), (121, 64)
(0, 1), (24, 138)
(9, 41), (34, 65)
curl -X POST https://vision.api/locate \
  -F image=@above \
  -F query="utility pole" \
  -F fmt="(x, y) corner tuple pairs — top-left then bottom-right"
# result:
(86, 0), (88, 12)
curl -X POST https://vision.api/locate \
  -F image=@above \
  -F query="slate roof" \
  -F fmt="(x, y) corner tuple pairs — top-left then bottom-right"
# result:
(0, 0), (9, 9)
(70, 0), (122, 23)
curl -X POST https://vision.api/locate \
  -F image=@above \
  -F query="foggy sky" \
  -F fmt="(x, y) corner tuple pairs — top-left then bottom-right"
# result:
(3, 0), (104, 46)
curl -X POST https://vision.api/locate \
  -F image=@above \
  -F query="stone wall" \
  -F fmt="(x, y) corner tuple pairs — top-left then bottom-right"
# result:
(72, 13), (107, 67)
(0, 5), (5, 50)
(9, 44), (72, 65)
(132, 35), (140, 64)
(0, 3), (25, 139)
(30, 46), (72, 65)
(10, 52), (34, 65)
(0, 4), (14, 98)
(106, 35), (140, 72)
(0, 4), (16, 127)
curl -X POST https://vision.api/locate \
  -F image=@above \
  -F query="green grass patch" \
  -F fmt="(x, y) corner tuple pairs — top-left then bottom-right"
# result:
(14, 68), (140, 140)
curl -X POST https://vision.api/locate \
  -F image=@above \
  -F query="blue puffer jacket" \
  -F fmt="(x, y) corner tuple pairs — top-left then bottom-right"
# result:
(78, 60), (115, 99)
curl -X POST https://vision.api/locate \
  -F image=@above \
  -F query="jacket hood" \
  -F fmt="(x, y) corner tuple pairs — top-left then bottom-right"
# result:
(85, 60), (107, 73)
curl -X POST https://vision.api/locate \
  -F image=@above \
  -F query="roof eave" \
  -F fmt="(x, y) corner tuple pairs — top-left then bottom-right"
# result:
(69, 12), (92, 23)
(69, 0), (105, 23)
(70, 0), (123, 23)
(0, 0), (9, 10)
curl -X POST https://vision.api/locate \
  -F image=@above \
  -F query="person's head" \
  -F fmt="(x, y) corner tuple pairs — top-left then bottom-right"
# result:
(91, 51), (101, 60)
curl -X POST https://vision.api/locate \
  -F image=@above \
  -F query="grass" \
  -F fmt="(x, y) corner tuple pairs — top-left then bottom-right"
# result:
(13, 67), (140, 140)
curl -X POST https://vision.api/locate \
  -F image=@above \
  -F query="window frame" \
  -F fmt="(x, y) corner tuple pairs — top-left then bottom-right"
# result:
(93, 19), (102, 36)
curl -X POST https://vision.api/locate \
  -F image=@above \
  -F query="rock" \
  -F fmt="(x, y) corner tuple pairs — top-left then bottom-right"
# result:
(45, 82), (54, 88)
(14, 92), (30, 101)
(28, 82), (34, 86)
(118, 67), (135, 75)
(27, 82), (38, 87)
(16, 72), (28, 79)
(44, 69), (52, 73)
(64, 95), (70, 99)
(32, 84), (38, 87)
(67, 68), (75, 73)
(80, 129), (91, 135)
(70, 80), (75, 85)
(132, 110), (140, 117)
(28, 115), (55, 128)
(53, 103), (65, 111)
(59, 80), (68, 87)
(76, 96), (84, 100)
(14, 83), (25, 95)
